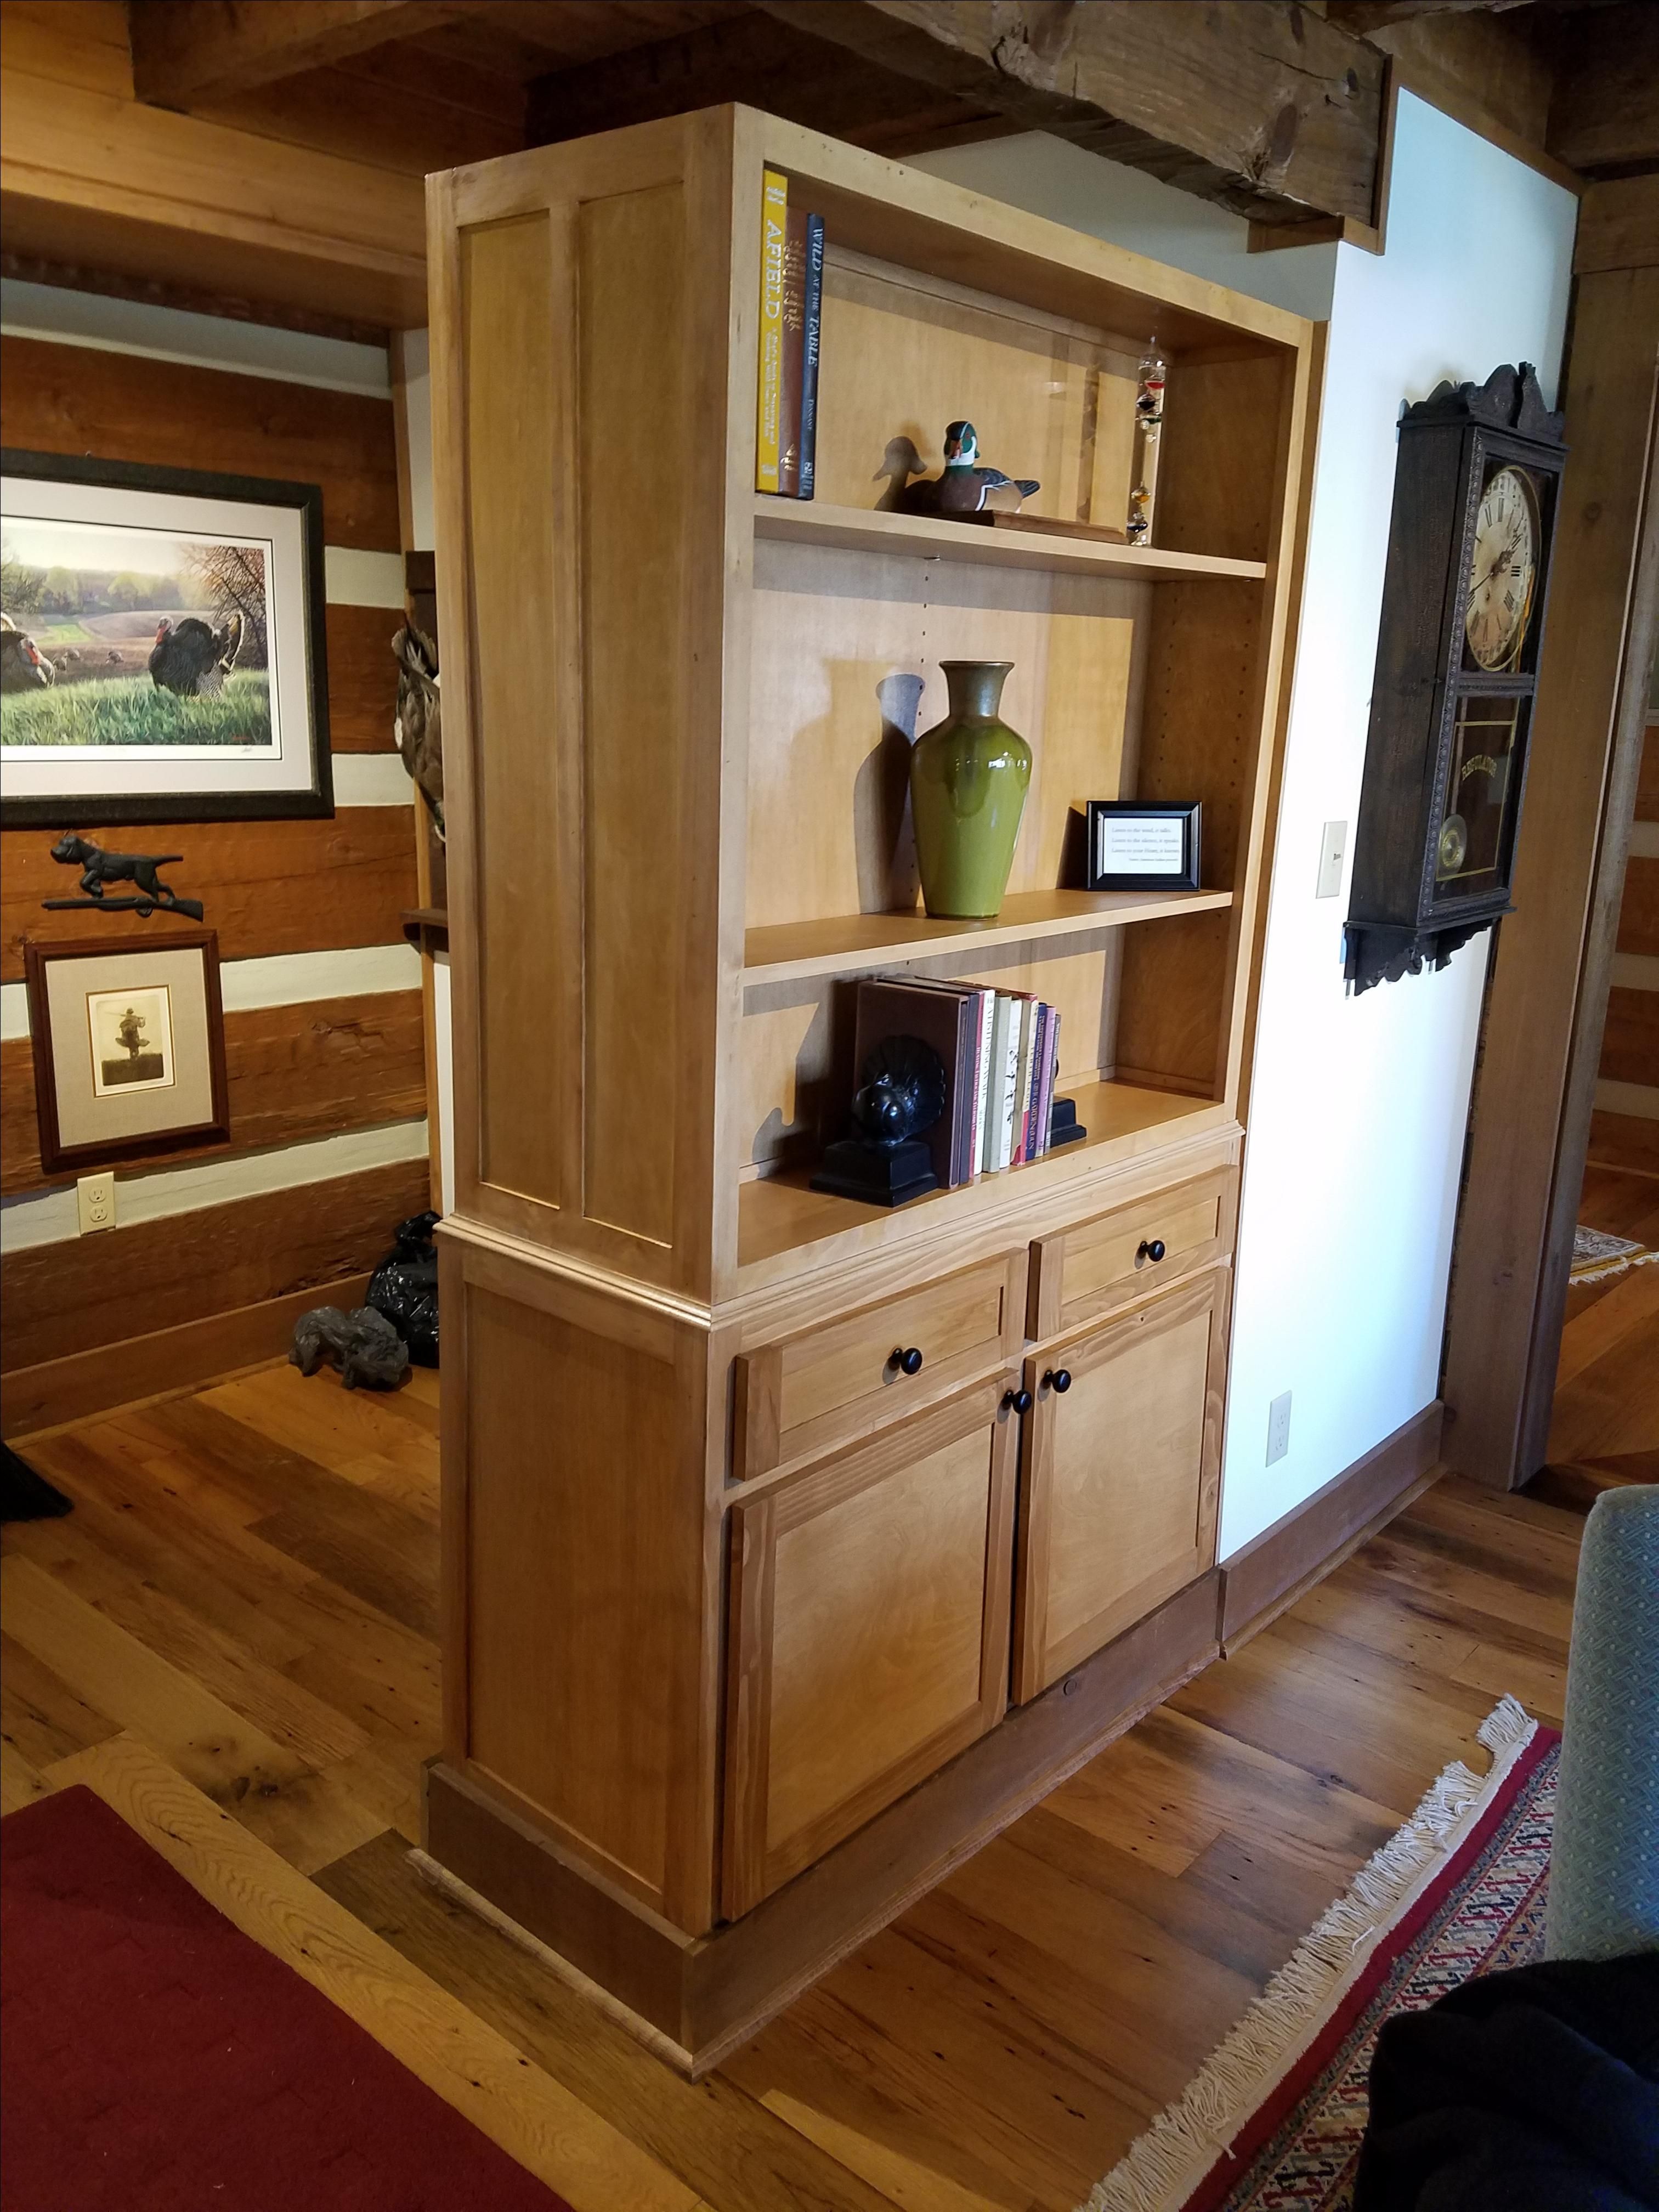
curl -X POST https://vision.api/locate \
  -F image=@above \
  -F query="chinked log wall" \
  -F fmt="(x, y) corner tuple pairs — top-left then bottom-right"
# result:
(0, 327), (429, 1434)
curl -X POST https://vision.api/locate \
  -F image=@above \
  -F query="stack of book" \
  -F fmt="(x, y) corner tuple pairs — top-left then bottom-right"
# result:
(755, 168), (824, 500)
(853, 978), (1066, 1190)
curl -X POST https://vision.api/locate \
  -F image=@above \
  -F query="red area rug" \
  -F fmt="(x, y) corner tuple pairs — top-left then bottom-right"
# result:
(1, 1784), (573, 2212)
(1083, 1697), (1557, 2212)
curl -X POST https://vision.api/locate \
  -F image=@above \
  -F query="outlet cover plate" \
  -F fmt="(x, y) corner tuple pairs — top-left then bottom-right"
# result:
(76, 1172), (116, 1234)
(1316, 821), (1347, 900)
(1267, 1389), (1292, 1466)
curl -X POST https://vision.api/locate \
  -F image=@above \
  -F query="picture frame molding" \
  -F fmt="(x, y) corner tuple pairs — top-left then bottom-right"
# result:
(1084, 799), (1203, 893)
(23, 928), (231, 1178)
(1, 446), (333, 828)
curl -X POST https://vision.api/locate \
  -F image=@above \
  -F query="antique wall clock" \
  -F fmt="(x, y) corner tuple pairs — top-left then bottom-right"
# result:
(1345, 363), (1566, 993)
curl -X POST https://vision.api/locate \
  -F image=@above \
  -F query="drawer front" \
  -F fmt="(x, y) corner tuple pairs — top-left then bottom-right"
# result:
(733, 1250), (1024, 1481)
(1028, 1166), (1237, 1340)
(723, 1374), (1019, 1915)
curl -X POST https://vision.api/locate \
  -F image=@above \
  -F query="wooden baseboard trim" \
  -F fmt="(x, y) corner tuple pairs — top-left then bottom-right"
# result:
(1, 1271), (371, 1438)
(1217, 1401), (1443, 1651)
(423, 1568), (1220, 2075)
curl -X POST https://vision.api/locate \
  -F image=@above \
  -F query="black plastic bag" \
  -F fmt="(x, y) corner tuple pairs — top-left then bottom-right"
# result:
(366, 1209), (440, 1366)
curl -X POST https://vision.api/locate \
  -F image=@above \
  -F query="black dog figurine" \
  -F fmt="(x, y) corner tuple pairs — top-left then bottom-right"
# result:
(45, 834), (205, 921)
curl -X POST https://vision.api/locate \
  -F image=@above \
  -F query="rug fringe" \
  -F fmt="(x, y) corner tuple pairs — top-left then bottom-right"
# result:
(1078, 1697), (1538, 2212)
(1570, 1247), (1659, 1285)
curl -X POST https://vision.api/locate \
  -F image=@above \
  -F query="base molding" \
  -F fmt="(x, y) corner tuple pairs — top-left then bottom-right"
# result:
(423, 1568), (1221, 2075)
(1, 1271), (371, 1439)
(1216, 1401), (1443, 1650)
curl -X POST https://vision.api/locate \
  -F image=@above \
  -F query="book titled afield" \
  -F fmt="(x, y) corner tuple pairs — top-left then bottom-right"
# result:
(754, 169), (823, 500)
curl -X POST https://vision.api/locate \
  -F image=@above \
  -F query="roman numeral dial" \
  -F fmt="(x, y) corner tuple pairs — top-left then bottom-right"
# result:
(1464, 462), (1539, 672)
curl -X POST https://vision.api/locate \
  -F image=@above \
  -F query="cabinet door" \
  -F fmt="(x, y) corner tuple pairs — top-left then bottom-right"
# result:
(1013, 1270), (1227, 1705)
(723, 1376), (1019, 1916)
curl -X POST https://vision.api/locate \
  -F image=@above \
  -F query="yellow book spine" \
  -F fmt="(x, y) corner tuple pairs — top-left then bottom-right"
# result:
(755, 167), (788, 495)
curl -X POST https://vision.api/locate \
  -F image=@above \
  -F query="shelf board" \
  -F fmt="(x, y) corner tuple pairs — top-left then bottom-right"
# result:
(738, 1078), (1227, 1276)
(753, 496), (1269, 584)
(743, 887), (1235, 986)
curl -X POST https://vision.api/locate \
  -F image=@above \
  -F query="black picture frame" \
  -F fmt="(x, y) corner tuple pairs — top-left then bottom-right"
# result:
(1084, 801), (1202, 892)
(1, 447), (333, 828)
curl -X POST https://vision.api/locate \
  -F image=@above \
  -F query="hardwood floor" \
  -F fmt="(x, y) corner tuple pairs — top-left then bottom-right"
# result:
(0, 1338), (1633, 2212)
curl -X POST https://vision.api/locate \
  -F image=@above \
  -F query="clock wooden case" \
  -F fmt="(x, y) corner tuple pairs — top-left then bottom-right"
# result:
(1345, 363), (1566, 993)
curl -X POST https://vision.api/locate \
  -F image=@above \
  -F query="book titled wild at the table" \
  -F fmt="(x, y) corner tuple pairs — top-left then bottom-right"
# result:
(754, 170), (823, 499)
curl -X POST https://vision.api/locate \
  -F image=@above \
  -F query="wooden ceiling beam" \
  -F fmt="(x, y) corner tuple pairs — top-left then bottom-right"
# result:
(1326, 1), (1535, 32)
(526, 9), (1012, 162)
(744, 0), (1390, 228)
(127, 0), (471, 107)
(1543, 0), (1659, 174)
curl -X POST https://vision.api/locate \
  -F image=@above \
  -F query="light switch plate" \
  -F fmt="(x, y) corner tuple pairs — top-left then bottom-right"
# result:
(1316, 820), (1347, 900)
(1266, 1389), (1292, 1466)
(76, 1171), (116, 1234)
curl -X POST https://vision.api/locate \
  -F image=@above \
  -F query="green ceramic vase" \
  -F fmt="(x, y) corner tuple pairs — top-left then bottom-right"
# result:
(910, 660), (1031, 919)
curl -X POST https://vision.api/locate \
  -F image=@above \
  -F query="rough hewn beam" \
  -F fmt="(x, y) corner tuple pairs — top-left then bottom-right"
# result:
(528, 9), (1011, 161)
(128, 0), (468, 107)
(1545, 0), (1659, 173)
(750, 0), (1389, 226)
(1326, 1), (1535, 31)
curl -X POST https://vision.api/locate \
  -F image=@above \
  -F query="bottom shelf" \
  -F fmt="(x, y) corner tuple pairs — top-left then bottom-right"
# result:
(737, 1078), (1226, 1275)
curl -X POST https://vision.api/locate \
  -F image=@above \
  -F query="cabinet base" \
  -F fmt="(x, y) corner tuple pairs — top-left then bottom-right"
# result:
(423, 1568), (1221, 2076)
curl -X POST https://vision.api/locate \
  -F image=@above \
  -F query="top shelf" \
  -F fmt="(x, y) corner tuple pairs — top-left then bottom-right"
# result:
(752, 497), (1269, 584)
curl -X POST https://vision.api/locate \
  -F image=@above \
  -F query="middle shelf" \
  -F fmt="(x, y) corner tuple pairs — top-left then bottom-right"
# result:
(741, 886), (1236, 986)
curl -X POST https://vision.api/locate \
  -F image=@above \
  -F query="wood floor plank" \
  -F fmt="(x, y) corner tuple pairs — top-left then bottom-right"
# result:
(0, 1626), (121, 1770)
(36, 1735), (700, 2212)
(0, 1732), (49, 1815)
(0, 1557), (308, 1804)
(313, 1830), (905, 2212)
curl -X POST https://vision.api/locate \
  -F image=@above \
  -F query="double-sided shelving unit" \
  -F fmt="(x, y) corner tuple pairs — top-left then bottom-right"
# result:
(425, 104), (1314, 2073)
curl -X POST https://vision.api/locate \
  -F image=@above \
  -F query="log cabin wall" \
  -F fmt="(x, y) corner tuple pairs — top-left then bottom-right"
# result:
(1590, 696), (1659, 1171)
(0, 303), (428, 1434)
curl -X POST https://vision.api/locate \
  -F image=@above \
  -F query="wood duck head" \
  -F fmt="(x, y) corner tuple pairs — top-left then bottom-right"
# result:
(942, 421), (980, 471)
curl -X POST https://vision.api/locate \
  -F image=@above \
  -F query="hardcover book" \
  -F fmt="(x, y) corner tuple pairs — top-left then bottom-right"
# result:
(754, 168), (788, 495)
(853, 979), (977, 1191)
(799, 213), (825, 500)
(778, 207), (809, 496)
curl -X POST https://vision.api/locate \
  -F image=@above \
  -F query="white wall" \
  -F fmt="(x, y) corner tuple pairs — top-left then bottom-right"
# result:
(920, 97), (1576, 1554)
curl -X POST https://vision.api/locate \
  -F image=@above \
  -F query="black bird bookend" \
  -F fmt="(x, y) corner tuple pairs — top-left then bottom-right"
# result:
(810, 1034), (948, 1207)
(43, 833), (205, 921)
(892, 421), (1040, 518)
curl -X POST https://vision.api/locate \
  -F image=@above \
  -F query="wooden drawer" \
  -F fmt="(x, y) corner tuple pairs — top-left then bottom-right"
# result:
(1013, 1269), (1228, 1703)
(1027, 1165), (1237, 1341)
(722, 1374), (1020, 1915)
(732, 1249), (1025, 1481)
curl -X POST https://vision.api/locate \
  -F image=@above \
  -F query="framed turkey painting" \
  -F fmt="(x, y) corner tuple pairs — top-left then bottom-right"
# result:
(0, 449), (332, 826)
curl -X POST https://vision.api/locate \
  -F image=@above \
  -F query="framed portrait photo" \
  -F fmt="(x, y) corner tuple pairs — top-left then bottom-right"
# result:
(1084, 800), (1202, 893)
(0, 449), (332, 827)
(24, 931), (230, 1176)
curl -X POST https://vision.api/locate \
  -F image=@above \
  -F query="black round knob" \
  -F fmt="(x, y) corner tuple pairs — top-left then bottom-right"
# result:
(1044, 1368), (1072, 1394)
(1139, 1237), (1167, 1264)
(1002, 1387), (1033, 1417)
(892, 1345), (924, 1377)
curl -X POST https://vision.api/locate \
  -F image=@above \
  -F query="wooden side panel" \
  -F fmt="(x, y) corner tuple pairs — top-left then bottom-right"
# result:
(579, 183), (689, 1249)
(462, 1280), (707, 1926)
(1014, 1269), (1227, 1702)
(723, 1377), (1017, 1915)
(461, 213), (568, 1212)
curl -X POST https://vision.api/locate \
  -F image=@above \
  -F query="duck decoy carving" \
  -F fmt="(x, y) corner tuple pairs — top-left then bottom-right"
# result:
(893, 421), (1040, 518)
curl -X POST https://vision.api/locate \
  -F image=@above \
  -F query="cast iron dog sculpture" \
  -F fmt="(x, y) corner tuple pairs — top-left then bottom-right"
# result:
(46, 834), (205, 921)
(290, 1305), (410, 1391)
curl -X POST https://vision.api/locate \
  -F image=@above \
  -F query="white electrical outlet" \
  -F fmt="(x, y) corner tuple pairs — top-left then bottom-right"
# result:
(1316, 821), (1347, 899)
(1266, 1390), (1292, 1466)
(76, 1171), (116, 1234)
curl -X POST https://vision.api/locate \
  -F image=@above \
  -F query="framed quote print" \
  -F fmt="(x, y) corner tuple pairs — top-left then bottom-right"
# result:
(0, 448), (332, 828)
(24, 931), (230, 1176)
(1084, 800), (1202, 893)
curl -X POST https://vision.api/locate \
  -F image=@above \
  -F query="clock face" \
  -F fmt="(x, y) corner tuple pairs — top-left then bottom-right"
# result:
(1464, 463), (1539, 672)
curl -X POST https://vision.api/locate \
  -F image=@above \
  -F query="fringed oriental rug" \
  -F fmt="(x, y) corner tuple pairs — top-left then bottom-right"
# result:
(1083, 1698), (1556, 2212)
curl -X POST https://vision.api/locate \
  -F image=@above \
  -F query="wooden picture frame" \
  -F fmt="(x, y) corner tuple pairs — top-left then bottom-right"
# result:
(24, 930), (230, 1176)
(1084, 800), (1202, 892)
(1, 448), (333, 827)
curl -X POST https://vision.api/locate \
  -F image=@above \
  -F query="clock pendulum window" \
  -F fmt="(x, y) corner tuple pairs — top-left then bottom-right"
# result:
(1345, 365), (1567, 993)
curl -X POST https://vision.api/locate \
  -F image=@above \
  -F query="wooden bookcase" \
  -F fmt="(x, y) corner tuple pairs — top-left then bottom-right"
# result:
(424, 104), (1314, 2074)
